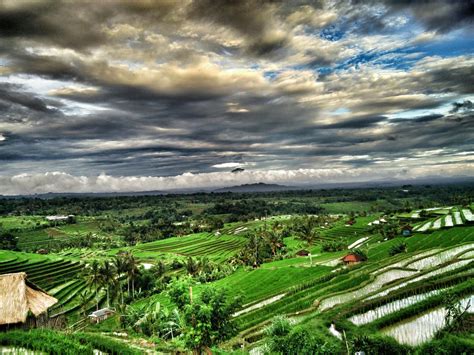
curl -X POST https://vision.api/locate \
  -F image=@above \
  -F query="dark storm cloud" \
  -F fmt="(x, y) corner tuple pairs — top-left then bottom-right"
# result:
(382, 0), (474, 33)
(188, 0), (289, 56)
(389, 114), (444, 124)
(346, 0), (474, 33)
(450, 100), (473, 113)
(321, 115), (387, 129)
(0, 1), (105, 49)
(0, 0), (473, 193)
(0, 83), (57, 113)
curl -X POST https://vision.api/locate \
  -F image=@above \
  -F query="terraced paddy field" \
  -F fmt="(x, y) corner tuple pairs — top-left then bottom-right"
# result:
(133, 263), (334, 315)
(129, 232), (247, 261)
(0, 216), (118, 252)
(367, 226), (474, 261)
(319, 216), (374, 243)
(131, 222), (474, 348)
(0, 251), (98, 320)
(57, 248), (109, 260)
(231, 232), (474, 348)
(406, 206), (474, 233)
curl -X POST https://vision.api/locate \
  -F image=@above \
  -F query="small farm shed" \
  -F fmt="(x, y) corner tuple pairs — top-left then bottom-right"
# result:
(0, 272), (58, 330)
(88, 308), (115, 323)
(401, 225), (413, 236)
(342, 253), (364, 265)
(296, 249), (310, 257)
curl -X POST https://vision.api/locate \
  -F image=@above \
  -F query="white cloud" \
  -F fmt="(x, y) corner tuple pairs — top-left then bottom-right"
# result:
(212, 162), (246, 169)
(0, 164), (472, 196)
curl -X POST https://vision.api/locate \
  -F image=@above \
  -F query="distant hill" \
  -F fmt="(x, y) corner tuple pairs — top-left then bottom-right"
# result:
(214, 182), (298, 193)
(1, 175), (472, 198)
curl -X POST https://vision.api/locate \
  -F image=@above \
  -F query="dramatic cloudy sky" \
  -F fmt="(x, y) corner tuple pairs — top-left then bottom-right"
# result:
(0, 0), (473, 194)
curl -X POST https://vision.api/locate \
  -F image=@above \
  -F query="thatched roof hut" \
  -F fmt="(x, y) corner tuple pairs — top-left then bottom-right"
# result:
(0, 272), (58, 326)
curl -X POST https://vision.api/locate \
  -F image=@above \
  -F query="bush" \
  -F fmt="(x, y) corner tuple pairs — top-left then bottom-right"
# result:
(350, 333), (412, 355)
(265, 318), (341, 355)
(416, 334), (474, 354)
(322, 240), (346, 252)
(389, 242), (407, 256)
(73, 333), (141, 355)
(0, 329), (141, 355)
(0, 329), (91, 354)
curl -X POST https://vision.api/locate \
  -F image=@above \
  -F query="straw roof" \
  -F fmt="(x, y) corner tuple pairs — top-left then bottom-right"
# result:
(0, 272), (58, 325)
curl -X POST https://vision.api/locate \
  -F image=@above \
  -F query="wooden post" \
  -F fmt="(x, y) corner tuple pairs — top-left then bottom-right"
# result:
(189, 286), (193, 304)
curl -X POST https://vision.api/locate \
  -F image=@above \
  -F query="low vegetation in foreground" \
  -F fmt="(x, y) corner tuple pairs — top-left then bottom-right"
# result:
(0, 184), (473, 354)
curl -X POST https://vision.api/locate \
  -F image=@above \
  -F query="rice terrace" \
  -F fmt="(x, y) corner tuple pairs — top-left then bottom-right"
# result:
(1, 0), (474, 354)
(0, 184), (473, 354)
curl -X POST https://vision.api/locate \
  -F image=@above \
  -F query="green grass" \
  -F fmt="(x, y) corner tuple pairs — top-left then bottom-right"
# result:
(121, 233), (247, 261)
(0, 329), (140, 354)
(367, 226), (474, 261)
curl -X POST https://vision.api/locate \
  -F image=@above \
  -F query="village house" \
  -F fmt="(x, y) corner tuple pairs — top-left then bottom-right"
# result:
(401, 225), (413, 237)
(0, 272), (58, 330)
(341, 253), (364, 265)
(296, 249), (310, 257)
(88, 308), (115, 324)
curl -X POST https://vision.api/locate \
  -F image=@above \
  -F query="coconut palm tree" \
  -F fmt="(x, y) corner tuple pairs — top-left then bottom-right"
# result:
(84, 260), (103, 310)
(263, 230), (283, 256)
(113, 256), (127, 305)
(125, 252), (140, 299)
(296, 216), (319, 245)
(78, 290), (92, 317)
(99, 260), (117, 307)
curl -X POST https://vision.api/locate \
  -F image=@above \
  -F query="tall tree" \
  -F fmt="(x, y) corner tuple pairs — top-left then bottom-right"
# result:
(100, 260), (116, 307)
(113, 256), (127, 305)
(125, 252), (140, 298)
(295, 216), (319, 245)
(177, 286), (241, 353)
(84, 260), (102, 310)
(0, 232), (18, 251)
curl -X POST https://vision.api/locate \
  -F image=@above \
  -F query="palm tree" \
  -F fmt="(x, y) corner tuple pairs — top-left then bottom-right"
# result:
(296, 216), (319, 245)
(263, 230), (283, 256)
(113, 256), (127, 305)
(125, 252), (140, 299)
(78, 290), (91, 317)
(84, 260), (103, 310)
(99, 260), (116, 308)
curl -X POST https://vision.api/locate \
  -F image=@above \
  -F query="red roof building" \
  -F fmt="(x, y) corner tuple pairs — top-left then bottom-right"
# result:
(296, 249), (310, 257)
(342, 253), (364, 265)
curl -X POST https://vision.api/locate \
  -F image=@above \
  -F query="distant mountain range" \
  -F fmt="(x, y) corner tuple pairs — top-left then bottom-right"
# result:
(213, 182), (298, 193)
(1, 175), (472, 198)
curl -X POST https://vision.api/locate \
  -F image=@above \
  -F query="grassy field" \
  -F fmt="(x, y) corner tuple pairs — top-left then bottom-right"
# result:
(119, 232), (247, 262)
